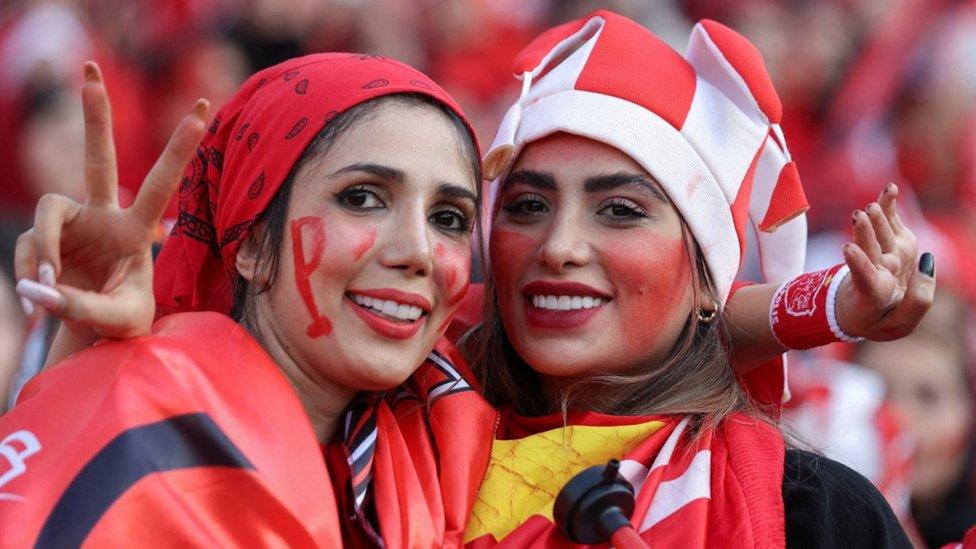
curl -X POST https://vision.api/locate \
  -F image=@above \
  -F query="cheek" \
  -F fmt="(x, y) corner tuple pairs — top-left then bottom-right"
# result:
(602, 233), (691, 352)
(352, 230), (377, 261)
(489, 229), (539, 341)
(433, 242), (472, 332)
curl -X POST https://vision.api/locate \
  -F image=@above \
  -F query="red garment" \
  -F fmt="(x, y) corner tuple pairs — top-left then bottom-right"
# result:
(154, 53), (476, 318)
(327, 339), (496, 548)
(0, 312), (341, 547)
(465, 410), (785, 547)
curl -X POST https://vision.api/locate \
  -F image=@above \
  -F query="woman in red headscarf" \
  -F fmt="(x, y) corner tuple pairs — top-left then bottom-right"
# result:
(11, 12), (936, 549)
(0, 54), (488, 546)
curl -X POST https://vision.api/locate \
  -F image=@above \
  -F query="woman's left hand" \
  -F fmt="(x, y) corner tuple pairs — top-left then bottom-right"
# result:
(835, 183), (936, 340)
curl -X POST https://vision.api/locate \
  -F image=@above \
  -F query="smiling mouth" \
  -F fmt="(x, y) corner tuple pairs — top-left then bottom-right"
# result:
(527, 294), (608, 311)
(347, 293), (427, 323)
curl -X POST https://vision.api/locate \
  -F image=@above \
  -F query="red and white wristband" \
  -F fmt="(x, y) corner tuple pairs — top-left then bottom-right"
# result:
(769, 264), (864, 350)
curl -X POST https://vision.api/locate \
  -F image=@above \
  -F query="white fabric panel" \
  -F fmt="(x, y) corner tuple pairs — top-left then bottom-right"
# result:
(510, 91), (740, 304)
(524, 23), (603, 106)
(526, 16), (605, 81)
(681, 76), (767, 202)
(685, 23), (769, 128)
(640, 450), (713, 531)
(757, 214), (807, 284)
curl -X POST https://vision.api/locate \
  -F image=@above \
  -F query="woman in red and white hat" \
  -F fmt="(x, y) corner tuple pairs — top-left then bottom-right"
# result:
(10, 10), (933, 548)
(462, 10), (930, 547)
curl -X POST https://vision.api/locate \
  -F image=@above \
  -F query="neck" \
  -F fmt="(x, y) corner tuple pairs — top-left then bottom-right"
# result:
(243, 307), (356, 444)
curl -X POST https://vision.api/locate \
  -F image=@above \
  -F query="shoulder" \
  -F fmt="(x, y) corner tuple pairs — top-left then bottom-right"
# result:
(783, 449), (911, 548)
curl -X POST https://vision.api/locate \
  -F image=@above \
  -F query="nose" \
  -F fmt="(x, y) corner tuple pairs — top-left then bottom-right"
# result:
(537, 208), (590, 273)
(378, 206), (433, 277)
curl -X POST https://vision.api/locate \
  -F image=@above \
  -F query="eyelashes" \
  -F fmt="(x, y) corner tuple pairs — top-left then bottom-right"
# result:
(335, 184), (472, 235)
(499, 193), (650, 226)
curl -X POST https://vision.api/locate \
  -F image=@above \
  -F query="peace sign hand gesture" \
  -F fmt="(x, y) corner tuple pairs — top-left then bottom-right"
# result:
(14, 62), (209, 341)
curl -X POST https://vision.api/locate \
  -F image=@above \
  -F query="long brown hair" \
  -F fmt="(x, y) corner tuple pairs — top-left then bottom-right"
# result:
(465, 222), (754, 432)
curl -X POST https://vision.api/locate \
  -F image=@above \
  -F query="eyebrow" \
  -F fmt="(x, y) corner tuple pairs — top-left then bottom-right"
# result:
(330, 163), (405, 182)
(330, 163), (477, 206)
(437, 182), (479, 207)
(584, 172), (669, 203)
(502, 169), (557, 191)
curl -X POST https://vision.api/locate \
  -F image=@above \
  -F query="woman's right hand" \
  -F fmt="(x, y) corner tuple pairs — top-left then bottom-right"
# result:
(14, 61), (209, 341)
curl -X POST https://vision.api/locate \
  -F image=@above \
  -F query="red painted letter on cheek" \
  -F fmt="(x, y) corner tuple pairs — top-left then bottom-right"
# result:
(291, 216), (332, 337)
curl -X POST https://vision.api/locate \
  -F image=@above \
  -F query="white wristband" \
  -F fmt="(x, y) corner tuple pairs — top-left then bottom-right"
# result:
(825, 265), (864, 343)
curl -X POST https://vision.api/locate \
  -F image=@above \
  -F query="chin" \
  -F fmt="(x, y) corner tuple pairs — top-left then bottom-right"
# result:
(511, 342), (604, 379)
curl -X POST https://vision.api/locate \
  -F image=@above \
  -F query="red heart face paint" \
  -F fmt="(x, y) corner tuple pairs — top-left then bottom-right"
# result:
(291, 216), (333, 337)
(353, 230), (377, 261)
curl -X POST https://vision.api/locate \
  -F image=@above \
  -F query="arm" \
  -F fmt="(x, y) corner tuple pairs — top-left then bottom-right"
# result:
(725, 184), (936, 373)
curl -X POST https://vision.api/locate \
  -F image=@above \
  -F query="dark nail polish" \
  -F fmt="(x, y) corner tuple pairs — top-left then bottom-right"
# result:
(885, 182), (894, 193)
(919, 252), (935, 277)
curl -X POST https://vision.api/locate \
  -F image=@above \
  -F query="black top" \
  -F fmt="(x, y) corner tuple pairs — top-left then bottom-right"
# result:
(784, 450), (912, 548)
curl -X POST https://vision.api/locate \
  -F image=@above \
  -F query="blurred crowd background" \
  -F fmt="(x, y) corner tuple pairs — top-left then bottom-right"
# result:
(0, 0), (974, 546)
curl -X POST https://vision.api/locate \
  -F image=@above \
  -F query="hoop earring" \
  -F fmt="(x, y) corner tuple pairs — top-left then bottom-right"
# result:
(697, 308), (717, 324)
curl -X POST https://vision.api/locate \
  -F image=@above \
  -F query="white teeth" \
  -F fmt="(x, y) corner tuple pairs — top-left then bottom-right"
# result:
(530, 295), (607, 311)
(350, 294), (424, 321)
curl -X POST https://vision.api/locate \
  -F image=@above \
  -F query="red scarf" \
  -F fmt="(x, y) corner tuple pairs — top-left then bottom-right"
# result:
(152, 53), (476, 318)
(465, 409), (786, 547)
(327, 339), (497, 548)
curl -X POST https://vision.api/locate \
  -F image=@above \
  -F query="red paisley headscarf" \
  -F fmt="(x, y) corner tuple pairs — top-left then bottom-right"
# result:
(153, 53), (477, 318)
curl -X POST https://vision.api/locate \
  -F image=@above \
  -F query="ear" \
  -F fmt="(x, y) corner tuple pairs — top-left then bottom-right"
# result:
(235, 222), (269, 285)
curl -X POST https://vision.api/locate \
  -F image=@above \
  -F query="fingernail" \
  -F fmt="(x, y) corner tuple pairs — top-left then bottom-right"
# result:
(16, 279), (64, 312)
(192, 98), (210, 120)
(19, 296), (34, 317)
(852, 211), (858, 225)
(919, 252), (935, 277)
(38, 260), (56, 287)
(885, 182), (895, 193)
(83, 61), (99, 82)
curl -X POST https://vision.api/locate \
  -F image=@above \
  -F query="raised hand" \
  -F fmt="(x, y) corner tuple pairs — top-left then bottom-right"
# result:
(836, 183), (936, 340)
(14, 61), (209, 340)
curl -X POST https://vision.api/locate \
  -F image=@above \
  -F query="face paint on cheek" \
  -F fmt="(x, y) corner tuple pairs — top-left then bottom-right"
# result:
(434, 243), (471, 307)
(489, 228), (539, 344)
(290, 216), (333, 337)
(603, 233), (691, 355)
(352, 230), (377, 261)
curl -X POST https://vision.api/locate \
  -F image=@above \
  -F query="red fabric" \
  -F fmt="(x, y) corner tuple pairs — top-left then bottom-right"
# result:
(770, 264), (847, 350)
(465, 410), (785, 547)
(153, 53), (476, 318)
(574, 11), (697, 130)
(759, 161), (808, 232)
(327, 339), (497, 548)
(698, 20), (782, 124)
(0, 312), (341, 546)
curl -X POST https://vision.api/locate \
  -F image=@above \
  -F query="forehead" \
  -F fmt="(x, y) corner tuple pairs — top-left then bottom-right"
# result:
(313, 102), (476, 192)
(511, 132), (651, 180)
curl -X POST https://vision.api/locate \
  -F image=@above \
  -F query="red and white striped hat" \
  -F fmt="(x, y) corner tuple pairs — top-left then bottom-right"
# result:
(485, 11), (809, 305)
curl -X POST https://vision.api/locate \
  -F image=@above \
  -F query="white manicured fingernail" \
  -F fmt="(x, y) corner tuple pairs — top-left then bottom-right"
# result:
(38, 261), (56, 287)
(16, 279), (63, 312)
(19, 296), (34, 316)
